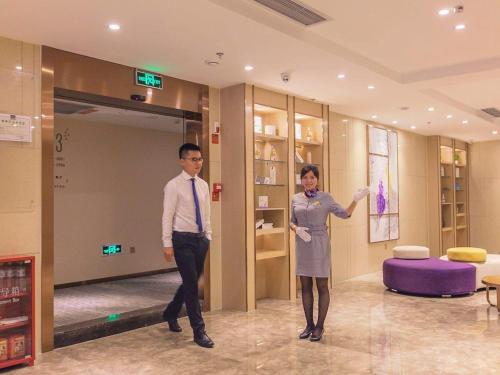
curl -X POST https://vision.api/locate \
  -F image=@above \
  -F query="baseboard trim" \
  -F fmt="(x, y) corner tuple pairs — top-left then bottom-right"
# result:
(55, 268), (179, 289)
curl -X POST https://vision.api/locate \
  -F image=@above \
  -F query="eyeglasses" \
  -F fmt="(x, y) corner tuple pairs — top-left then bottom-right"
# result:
(182, 157), (204, 162)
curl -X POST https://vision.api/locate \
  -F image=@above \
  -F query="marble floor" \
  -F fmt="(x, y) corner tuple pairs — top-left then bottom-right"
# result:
(10, 272), (500, 374)
(54, 272), (182, 327)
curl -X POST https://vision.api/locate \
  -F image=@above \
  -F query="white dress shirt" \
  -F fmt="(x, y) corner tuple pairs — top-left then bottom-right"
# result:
(162, 170), (212, 247)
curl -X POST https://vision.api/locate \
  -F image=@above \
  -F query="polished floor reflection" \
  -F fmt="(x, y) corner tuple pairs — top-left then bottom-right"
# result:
(12, 272), (500, 374)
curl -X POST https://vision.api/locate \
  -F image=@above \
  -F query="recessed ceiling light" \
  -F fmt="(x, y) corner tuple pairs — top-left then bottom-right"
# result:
(15, 65), (22, 71)
(337, 73), (346, 79)
(411, 125), (416, 130)
(493, 130), (498, 135)
(428, 107), (435, 112)
(342, 119), (348, 123)
(438, 8), (451, 16)
(455, 24), (466, 30)
(371, 115), (377, 119)
(392, 120), (398, 124)
(108, 23), (120, 31)
(446, 114), (453, 119)
(368, 85), (375, 90)
(244, 65), (254, 71)
(462, 120), (468, 124)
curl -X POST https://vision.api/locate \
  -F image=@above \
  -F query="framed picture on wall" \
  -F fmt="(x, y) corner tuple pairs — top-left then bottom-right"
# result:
(367, 125), (399, 243)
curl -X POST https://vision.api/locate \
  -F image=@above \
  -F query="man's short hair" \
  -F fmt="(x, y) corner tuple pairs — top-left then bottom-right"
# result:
(179, 143), (201, 159)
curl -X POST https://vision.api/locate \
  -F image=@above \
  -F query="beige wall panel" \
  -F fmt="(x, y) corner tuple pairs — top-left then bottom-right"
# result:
(244, 84), (256, 310)
(220, 84), (248, 310)
(0, 36), (42, 354)
(399, 218), (428, 246)
(399, 133), (427, 178)
(294, 98), (322, 117)
(0, 70), (21, 111)
(330, 111), (429, 281)
(331, 225), (350, 283)
(469, 216), (485, 248)
(0, 148), (38, 212)
(0, 37), (23, 68)
(208, 87), (222, 310)
(253, 87), (287, 110)
(482, 178), (500, 219)
(399, 176), (428, 222)
(426, 136), (440, 257)
(330, 122), (348, 171)
(349, 225), (386, 276)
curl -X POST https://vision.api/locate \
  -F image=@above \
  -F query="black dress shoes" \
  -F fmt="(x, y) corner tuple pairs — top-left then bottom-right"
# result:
(194, 332), (215, 348)
(167, 319), (182, 333)
(298, 325), (315, 339)
(310, 327), (324, 342)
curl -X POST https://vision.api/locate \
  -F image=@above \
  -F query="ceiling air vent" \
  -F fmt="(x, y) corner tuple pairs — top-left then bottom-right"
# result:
(254, 0), (327, 26)
(482, 107), (500, 118)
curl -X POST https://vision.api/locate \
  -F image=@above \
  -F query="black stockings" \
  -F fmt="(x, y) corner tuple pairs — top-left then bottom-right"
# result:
(300, 276), (314, 329)
(300, 276), (330, 334)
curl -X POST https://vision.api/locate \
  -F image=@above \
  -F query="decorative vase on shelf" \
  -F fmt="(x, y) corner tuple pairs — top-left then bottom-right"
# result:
(270, 146), (278, 161)
(306, 127), (313, 142)
(306, 151), (312, 164)
(269, 166), (277, 185)
(255, 144), (261, 160)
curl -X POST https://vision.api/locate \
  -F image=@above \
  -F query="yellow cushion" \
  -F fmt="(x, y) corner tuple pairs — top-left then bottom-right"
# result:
(447, 247), (487, 263)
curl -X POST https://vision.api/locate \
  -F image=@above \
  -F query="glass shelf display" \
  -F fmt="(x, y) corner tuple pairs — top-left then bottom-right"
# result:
(0, 256), (35, 369)
(293, 113), (324, 193)
(254, 104), (289, 261)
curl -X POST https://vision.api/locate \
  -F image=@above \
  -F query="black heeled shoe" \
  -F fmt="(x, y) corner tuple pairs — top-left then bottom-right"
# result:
(298, 325), (315, 339)
(310, 327), (324, 342)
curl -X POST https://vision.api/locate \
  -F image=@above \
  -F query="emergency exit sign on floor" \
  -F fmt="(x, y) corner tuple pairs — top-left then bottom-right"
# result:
(135, 69), (163, 89)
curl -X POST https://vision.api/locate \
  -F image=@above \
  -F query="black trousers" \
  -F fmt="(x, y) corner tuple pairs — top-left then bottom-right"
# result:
(164, 231), (209, 335)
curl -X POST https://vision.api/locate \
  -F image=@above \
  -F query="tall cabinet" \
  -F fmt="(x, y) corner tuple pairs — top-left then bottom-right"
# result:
(428, 136), (470, 256)
(220, 84), (328, 311)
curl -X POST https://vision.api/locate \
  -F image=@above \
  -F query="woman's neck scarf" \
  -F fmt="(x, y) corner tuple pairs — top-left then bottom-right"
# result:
(304, 188), (319, 198)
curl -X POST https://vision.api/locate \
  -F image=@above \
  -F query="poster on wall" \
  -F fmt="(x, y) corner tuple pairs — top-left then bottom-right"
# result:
(0, 114), (32, 143)
(388, 131), (399, 214)
(368, 126), (388, 156)
(367, 126), (399, 243)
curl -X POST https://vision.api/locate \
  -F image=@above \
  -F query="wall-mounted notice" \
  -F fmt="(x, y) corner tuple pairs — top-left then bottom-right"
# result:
(0, 114), (32, 142)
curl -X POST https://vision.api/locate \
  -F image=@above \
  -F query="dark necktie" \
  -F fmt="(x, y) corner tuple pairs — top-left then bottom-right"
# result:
(191, 178), (203, 233)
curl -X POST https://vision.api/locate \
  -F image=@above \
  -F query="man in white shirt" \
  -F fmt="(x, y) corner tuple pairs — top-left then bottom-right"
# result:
(162, 143), (214, 348)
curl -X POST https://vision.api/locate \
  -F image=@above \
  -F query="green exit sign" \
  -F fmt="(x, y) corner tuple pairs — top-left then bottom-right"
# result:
(135, 69), (163, 89)
(102, 244), (122, 256)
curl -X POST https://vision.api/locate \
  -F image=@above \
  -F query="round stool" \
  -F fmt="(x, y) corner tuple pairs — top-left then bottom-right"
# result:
(447, 247), (487, 263)
(393, 245), (430, 259)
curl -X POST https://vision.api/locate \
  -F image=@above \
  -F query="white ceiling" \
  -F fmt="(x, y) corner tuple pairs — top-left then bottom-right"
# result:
(0, 0), (499, 141)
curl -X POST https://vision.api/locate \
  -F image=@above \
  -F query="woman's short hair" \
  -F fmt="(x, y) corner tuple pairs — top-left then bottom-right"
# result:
(300, 164), (319, 179)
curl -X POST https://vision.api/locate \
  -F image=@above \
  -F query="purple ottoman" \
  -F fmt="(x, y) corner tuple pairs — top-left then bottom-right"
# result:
(383, 257), (476, 296)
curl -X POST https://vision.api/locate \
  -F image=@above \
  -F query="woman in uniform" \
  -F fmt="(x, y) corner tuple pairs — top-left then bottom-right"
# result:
(290, 165), (368, 341)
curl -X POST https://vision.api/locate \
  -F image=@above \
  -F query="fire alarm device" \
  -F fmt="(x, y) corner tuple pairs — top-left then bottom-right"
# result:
(212, 183), (222, 201)
(213, 121), (220, 134)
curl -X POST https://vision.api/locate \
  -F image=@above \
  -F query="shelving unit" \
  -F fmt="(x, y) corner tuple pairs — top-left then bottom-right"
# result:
(293, 111), (325, 193)
(0, 256), (35, 370)
(221, 84), (329, 311)
(254, 102), (290, 303)
(428, 137), (470, 256)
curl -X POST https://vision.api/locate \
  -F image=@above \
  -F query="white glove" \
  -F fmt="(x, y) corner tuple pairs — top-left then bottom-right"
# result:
(295, 227), (312, 242)
(353, 187), (369, 202)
